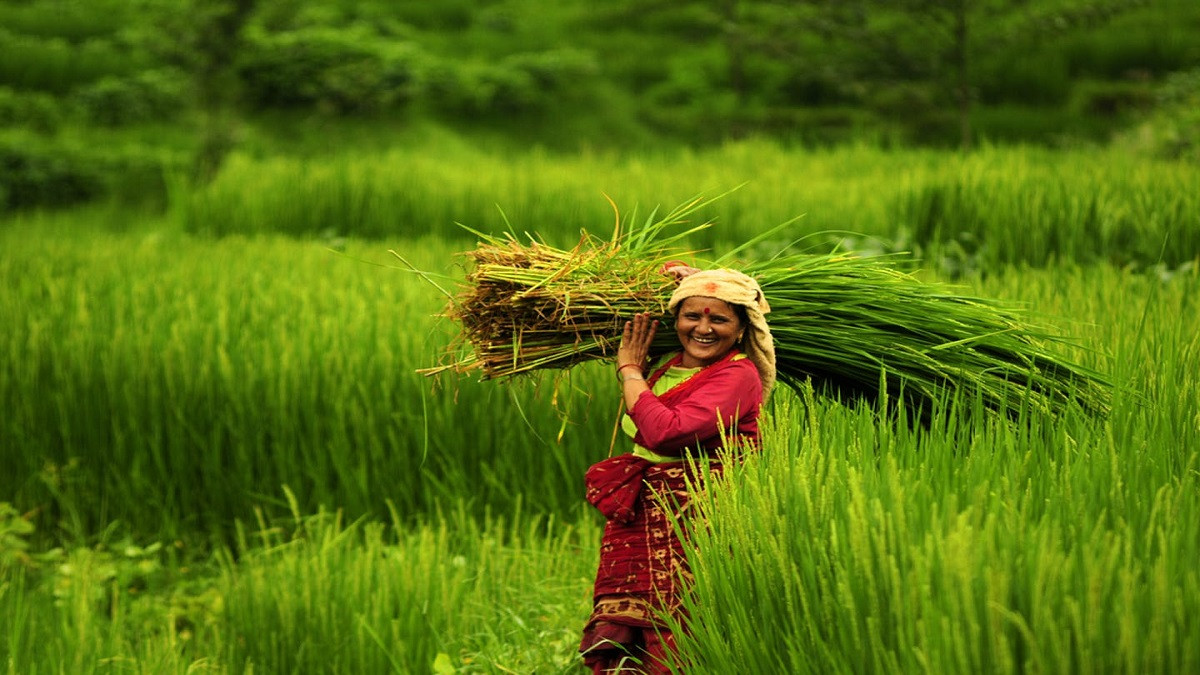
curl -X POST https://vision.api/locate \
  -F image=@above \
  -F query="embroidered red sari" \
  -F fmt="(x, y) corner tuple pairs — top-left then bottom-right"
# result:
(580, 351), (763, 673)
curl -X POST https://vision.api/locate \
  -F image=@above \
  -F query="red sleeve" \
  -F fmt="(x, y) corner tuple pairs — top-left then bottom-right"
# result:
(628, 359), (763, 454)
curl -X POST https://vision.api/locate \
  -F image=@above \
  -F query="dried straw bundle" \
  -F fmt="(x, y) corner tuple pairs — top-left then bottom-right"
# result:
(421, 198), (710, 377)
(417, 197), (1109, 418)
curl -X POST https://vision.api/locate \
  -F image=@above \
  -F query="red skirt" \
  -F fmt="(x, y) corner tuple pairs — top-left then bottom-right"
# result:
(579, 595), (677, 674)
(580, 458), (720, 673)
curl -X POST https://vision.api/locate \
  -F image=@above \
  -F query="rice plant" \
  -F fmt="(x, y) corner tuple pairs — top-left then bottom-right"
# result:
(178, 141), (1200, 269)
(424, 195), (1110, 418)
(0, 499), (601, 674)
(1, 208), (1198, 672)
(0, 216), (614, 544)
(672, 382), (1200, 674)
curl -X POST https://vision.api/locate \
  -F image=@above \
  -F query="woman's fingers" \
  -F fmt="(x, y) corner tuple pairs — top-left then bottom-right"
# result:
(632, 313), (649, 339)
(618, 313), (658, 369)
(632, 314), (657, 352)
(637, 313), (654, 338)
(660, 263), (700, 281)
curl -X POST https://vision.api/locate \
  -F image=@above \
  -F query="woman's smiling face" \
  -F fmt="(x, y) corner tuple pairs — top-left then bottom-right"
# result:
(675, 296), (743, 368)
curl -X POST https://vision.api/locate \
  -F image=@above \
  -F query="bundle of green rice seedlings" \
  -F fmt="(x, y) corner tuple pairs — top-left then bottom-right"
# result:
(416, 197), (1109, 418)
(743, 254), (1110, 417)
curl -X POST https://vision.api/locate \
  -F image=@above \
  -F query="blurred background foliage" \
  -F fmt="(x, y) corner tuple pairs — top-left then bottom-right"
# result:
(0, 0), (1198, 213)
(2, 7), (1199, 669)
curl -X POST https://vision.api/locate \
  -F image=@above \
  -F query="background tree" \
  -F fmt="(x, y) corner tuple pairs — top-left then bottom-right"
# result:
(154, 0), (259, 181)
(846, 0), (1148, 148)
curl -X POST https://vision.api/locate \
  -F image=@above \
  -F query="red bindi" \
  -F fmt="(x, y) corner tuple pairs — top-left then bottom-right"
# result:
(703, 307), (710, 314)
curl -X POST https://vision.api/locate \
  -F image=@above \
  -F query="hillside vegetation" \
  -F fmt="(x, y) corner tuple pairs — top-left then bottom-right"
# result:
(3, 2), (1199, 673)
(2, 0), (1200, 216)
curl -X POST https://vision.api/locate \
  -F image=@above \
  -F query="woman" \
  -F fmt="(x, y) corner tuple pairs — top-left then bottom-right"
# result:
(579, 267), (776, 674)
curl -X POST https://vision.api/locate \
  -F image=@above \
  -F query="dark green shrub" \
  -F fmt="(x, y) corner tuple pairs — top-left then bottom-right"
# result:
(865, 82), (938, 119)
(101, 144), (182, 210)
(975, 50), (1071, 105)
(0, 133), (103, 211)
(1070, 80), (1155, 118)
(461, 62), (537, 113)
(1062, 19), (1198, 78)
(972, 104), (1109, 144)
(0, 87), (67, 132)
(238, 26), (424, 113)
(500, 49), (597, 92)
(384, 0), (474, 30)
(73, 68), (190, 126)
(427, 49), (598, 116)
(0, 132), (179, 212)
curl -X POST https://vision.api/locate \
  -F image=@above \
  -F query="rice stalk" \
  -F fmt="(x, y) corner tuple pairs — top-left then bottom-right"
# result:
(741, 253), (1110, 417)
(415, 197), (1110, 418)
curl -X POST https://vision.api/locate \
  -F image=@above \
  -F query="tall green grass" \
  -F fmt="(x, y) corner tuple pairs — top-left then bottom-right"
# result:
(2, 213), (1198, 671)
(178, 140), (1200, 269)
(4, 213), (1195, 545)
(0, 216), (616, 544)
(675, 388), (1199, 673)
(0, 1), (131, 42)
(178, 140), (903, 243)
(0, 504), (600, 673)
(0, 30), (146, 94)
(673, 266), (1200, 674)
(897, 147), (1200, 269)
(220, 504), (596, 674)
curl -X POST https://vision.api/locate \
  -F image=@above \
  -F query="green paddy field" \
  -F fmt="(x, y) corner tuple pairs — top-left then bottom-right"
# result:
(2, 140), (1198, 673)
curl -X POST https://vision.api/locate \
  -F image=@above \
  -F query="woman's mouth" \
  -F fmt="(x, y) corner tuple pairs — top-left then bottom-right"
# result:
(692, 335), (718, 345)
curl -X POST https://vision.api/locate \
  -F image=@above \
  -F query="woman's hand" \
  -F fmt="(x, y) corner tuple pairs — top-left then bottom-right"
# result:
(660, 260), (701, 282)
(617, 312), (657, 375)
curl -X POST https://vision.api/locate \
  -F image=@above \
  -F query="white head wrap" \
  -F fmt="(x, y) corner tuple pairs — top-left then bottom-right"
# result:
(667, 269), (776, 393)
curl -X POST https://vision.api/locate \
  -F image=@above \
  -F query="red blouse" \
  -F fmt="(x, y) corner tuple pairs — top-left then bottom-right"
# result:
(627, 357), (763, 455)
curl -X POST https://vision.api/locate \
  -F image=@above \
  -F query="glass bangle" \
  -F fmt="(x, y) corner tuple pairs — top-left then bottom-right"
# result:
(616, 363), (643, 378)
